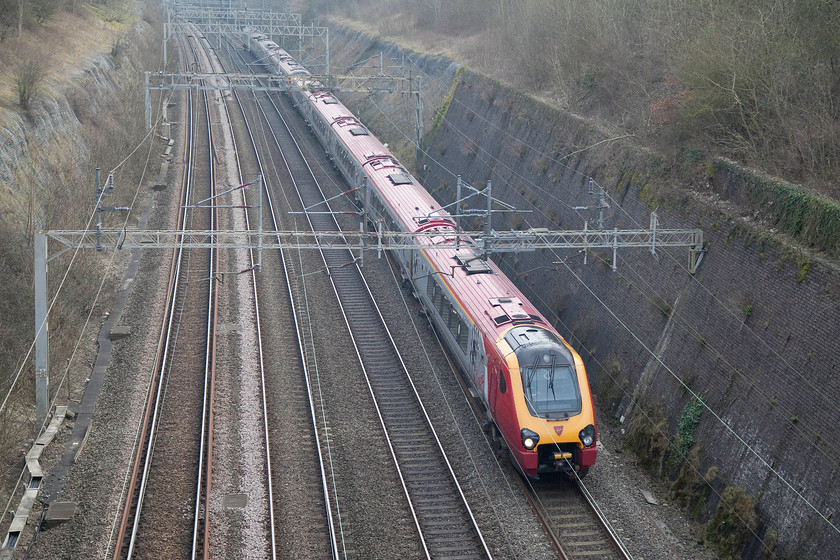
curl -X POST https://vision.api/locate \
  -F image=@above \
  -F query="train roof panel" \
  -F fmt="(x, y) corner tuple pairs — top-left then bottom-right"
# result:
(455, 250), (493, 275)
(388, 172), (412, 185)
(297, 83), (555, 337)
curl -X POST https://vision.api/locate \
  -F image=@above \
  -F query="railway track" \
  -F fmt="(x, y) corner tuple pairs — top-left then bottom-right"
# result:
(526, 476), (631, 560)
(111, 30), (223, 560)
(420, 273), (632, 560)
(235, 53), (493, 559)
(165, 25), (630, 559)
(215, 41), (337, 558)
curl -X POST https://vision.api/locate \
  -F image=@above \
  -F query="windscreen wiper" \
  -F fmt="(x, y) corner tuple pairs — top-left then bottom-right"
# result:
(548, 353), (557, 400)
(526, 356), (539, 397)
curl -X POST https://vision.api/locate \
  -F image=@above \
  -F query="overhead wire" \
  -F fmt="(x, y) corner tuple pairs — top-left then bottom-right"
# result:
(0, 15), (172, 554)
(354, 61), (644, 552)
(0, 49), (169, 425)
(454, 84), (840, 474)
(444, 79), (840, 481)
(382, 244), (530, 559)
(610, 251), (840, 469)
(448, 87), (838, 548)
(452, 88), (840, 432)
(356, 57), (840, 549)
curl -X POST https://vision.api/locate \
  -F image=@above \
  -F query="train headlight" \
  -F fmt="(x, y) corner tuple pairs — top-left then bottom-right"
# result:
(579, 424), (596, 448)
(521, 428), (540, 450)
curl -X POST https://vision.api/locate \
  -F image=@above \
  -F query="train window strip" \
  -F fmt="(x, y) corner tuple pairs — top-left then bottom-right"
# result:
(427, 275), (436, 298)
(458, 320), (469, 352)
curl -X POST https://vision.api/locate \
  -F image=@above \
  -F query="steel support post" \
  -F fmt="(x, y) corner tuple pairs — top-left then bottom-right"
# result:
(95, 168), (102, 251)
(362, 176), (370, 265)
(612, 228), (619, 271)
(650, 211), (658, 255)
(485, 181), (492, 255)
(325, 30), (330, 77)
(256, 173), (263, 272)
(145, 72), (151, 131)
(455, 176), (462, 252)
(34, 232), (49, 427)
(164, 13), (170, 69)
(415, 76), (423, 161)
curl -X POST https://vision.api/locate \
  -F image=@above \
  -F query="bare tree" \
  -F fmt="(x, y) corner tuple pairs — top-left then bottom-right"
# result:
(16, 58), (45, 112)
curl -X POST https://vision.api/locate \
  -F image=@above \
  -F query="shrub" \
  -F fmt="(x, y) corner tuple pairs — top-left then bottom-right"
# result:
(16, 58), (45, 112)
(705, 486), (759, 559)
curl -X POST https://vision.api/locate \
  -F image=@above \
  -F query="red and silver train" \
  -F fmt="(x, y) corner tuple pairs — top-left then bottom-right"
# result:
(246, 29), (597, 478)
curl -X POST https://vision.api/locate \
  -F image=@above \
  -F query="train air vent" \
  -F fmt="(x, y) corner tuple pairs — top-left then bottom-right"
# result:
(490, 297), (533, 324)
(388, 173), (413, 185)
(493, 314), (511, 325)
(349, 127), (369, 136)
(323, 97), (339, 104)
(455, 250), (492, 275)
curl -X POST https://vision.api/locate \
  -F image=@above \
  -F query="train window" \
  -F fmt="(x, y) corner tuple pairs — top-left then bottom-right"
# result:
(499, 370), (507, 394)
(438, 293), (448, 318)
(448, 305), (459, 330)
(458, 320), (469, 352)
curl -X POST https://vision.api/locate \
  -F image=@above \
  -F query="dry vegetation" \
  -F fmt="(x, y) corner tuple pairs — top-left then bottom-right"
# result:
(0, 0), (162, 504)
(300, 0), (840, 196)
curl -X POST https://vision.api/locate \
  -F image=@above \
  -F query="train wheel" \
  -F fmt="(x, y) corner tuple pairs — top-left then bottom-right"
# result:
(484, 422), (505, 456)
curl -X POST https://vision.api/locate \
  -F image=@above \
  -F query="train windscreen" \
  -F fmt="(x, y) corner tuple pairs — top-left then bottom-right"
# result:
(520, 359), (581, 419)
(505, 326), (582, 419)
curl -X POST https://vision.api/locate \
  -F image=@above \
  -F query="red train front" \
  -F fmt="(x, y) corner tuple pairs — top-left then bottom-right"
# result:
(489, 320), (597, 477)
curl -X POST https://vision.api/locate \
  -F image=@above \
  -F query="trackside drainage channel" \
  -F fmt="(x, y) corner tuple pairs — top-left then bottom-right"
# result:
(1, 406), (68, 550)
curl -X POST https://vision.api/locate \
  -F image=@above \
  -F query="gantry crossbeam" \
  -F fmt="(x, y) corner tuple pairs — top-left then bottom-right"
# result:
(43, 227), (703, 270)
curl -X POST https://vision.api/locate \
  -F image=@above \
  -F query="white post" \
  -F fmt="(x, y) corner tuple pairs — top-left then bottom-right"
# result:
(256, 173), (263, 272)
(34, 232), (49, 427)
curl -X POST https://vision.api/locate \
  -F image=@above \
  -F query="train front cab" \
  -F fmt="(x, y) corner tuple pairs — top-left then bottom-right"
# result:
(492, 325), (597, 479)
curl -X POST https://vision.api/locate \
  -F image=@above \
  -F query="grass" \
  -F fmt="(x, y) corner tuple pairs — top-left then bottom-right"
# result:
(0, 10), (124, 109)
(0, 0), (155, 504)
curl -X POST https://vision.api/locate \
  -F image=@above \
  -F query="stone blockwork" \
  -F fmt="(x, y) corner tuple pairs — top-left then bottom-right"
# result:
(327, 28), (840, 558)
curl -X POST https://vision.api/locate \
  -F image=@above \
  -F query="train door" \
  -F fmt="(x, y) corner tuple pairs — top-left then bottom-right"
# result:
(469, 330), (488, 405)
(486, 352), (500, 421)
(487, 348), (518, 449)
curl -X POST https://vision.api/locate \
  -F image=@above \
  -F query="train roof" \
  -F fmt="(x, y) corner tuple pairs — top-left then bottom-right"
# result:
(302, 73), (556, 348)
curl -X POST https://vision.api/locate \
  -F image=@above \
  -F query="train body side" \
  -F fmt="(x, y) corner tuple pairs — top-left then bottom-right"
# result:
(245, 31), (596, 477)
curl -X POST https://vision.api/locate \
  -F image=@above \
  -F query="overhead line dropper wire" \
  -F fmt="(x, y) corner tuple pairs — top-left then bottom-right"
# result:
(451, 87), (835, 423)
(436, 77), (840, 469)
(364, 76), (838, 538)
